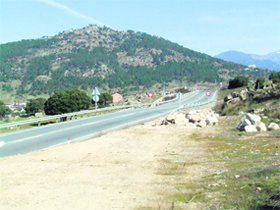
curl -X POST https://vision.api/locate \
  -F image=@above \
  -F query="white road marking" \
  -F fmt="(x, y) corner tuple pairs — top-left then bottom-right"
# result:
(3, 109), (154, 146)
(0, 141), (5, 147)
(2, 91), (210, 147)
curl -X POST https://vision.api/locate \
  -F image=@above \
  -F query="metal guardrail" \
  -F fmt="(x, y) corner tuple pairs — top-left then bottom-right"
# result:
(0, 90), (216, 130)
(0, 92), (189, 130)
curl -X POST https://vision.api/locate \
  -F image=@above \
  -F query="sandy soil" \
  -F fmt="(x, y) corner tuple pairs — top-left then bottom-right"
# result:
(0, 111), (212, 210)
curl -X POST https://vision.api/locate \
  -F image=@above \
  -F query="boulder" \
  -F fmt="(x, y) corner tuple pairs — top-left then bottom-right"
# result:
(256, 122), (267, 132)
(244, 125), (258, 132)
(206, 116), (218, 125)
(35, 112), (43, 118)
(254, 108), (264, 114)
(231, 92), (239, 98)
(268, 122), (280, 131)
(196, 120), (207, 128)
(174, 113), (187, 125)
(231, 97), (241, 104)
(238, 111), (245, 116)
(239, 89), (248, 101)
(246, 113), (261, 125)
(186, 113), (201, 123)
(224, 94), (233, 102)
(237, 118), (252, 131)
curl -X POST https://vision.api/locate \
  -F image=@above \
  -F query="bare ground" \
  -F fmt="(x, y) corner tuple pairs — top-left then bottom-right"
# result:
(0, 111), (215, 210)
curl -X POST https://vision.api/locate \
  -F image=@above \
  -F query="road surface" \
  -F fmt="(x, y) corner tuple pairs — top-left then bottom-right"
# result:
(0, 90), (216, 158)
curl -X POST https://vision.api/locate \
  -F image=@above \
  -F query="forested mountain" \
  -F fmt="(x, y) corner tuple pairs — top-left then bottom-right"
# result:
(0, 25), (269, 97)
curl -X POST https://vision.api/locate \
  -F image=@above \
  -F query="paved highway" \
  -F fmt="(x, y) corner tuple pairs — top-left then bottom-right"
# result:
(0, 90), (216, 158)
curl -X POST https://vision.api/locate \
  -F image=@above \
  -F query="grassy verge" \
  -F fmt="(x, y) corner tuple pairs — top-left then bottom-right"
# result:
(192, 120), (280, 209)
(159, 115), (280, 209)
(150, 96), (280, 209)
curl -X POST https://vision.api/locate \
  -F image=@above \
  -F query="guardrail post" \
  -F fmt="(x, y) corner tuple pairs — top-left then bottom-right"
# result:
(38, 121), (41, 127)
(56, 118), (58, 123)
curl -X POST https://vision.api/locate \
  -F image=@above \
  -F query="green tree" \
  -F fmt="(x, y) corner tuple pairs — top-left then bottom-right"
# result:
(269, 72), (280, 84)
(98, 92), (113, 106)
(0, 100), (11, 118)
(44, 89), (91, 115)
(255, 78), (265, 89)
(25, 98), (46, 115)
(228, 76), (249, 89)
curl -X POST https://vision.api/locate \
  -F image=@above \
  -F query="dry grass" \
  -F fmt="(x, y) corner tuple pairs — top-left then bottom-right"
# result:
(168, 116), (280, 209)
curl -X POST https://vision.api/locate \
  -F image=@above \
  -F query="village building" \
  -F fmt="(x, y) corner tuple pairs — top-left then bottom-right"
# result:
(111, 93), (123, 103)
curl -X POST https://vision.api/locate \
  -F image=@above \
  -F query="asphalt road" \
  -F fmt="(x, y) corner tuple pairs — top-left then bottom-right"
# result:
(0, 90), (216, 158)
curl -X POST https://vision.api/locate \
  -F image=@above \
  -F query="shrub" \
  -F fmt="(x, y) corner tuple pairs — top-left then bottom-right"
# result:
(0, 100), (11, 118)
(269, 72), (280, 84)
(228, 76), (249, 89)
(25, 98), (46, 115)
(255, 78), (265, 89)
(44, 89), (91, 115)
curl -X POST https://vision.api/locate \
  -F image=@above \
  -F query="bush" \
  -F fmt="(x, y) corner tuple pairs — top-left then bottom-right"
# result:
(25, 98), (46, 115)
(96, 92), (113, 106)
(269, 72), (280, 84)
(228, 76), (249, 89)
(0, 100), (11, 118)
(255, 78), (265, 89)
(177, 88), (191, 94)
(44, 89), (91, 115)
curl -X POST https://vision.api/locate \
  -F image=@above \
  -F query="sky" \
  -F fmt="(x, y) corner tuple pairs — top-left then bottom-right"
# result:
(0, 0), (279, 56)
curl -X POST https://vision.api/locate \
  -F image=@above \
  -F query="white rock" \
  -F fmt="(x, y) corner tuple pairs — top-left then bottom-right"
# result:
(224, 94), (233, 102)
(206, 116), (218, 125)
(187, 110), (198, 115)
(246, 113), (261, 125)
(238, 118), (252, 131)
(187, 114), (201, 123)
(196, 120), (207, 128)
(175, 114), (187, 125)
(244, 125), (258, 132)
(238, 111), (245, 116)
(35, 112), (43, 118)
(268, 122), (280, 131)
(256, 122), (267, 132)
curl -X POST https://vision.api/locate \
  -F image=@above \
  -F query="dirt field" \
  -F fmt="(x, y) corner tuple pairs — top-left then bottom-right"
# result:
(0, 111), (213, 210)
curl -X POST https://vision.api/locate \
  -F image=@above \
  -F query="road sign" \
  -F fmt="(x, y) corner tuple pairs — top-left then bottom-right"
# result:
(176, 92), (183, 100)
(92, 87), (100, 102)
(92, 87), (100, 96)
(148, 92), (154, 98)
(93, 95), (99, 103)
(206, 90), (212, 97)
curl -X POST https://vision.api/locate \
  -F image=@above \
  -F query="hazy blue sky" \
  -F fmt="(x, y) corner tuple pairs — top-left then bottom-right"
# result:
(0, 0), (279, 56)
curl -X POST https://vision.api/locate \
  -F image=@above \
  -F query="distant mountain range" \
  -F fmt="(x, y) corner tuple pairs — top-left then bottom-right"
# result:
(215, 50), (280, 71)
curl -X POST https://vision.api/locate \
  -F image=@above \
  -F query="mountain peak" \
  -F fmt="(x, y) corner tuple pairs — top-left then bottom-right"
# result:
(0, 25), (269, 97)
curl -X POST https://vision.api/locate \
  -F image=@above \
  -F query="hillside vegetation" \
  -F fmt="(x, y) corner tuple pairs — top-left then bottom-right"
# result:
(0, 25), (269, 98)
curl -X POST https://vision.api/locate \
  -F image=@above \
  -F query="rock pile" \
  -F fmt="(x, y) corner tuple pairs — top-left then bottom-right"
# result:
(185, 110), (219, 128)
(223, 87), (280, 109)
(223, 89), (249, 108)
(237, 113), (280, 132)
(156, 109), (219, 128)
(238, 113), (265, 132)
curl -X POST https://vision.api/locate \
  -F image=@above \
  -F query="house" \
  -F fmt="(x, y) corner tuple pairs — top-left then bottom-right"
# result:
(5, 102), (14, 110)
(111, 93), (123, 103)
